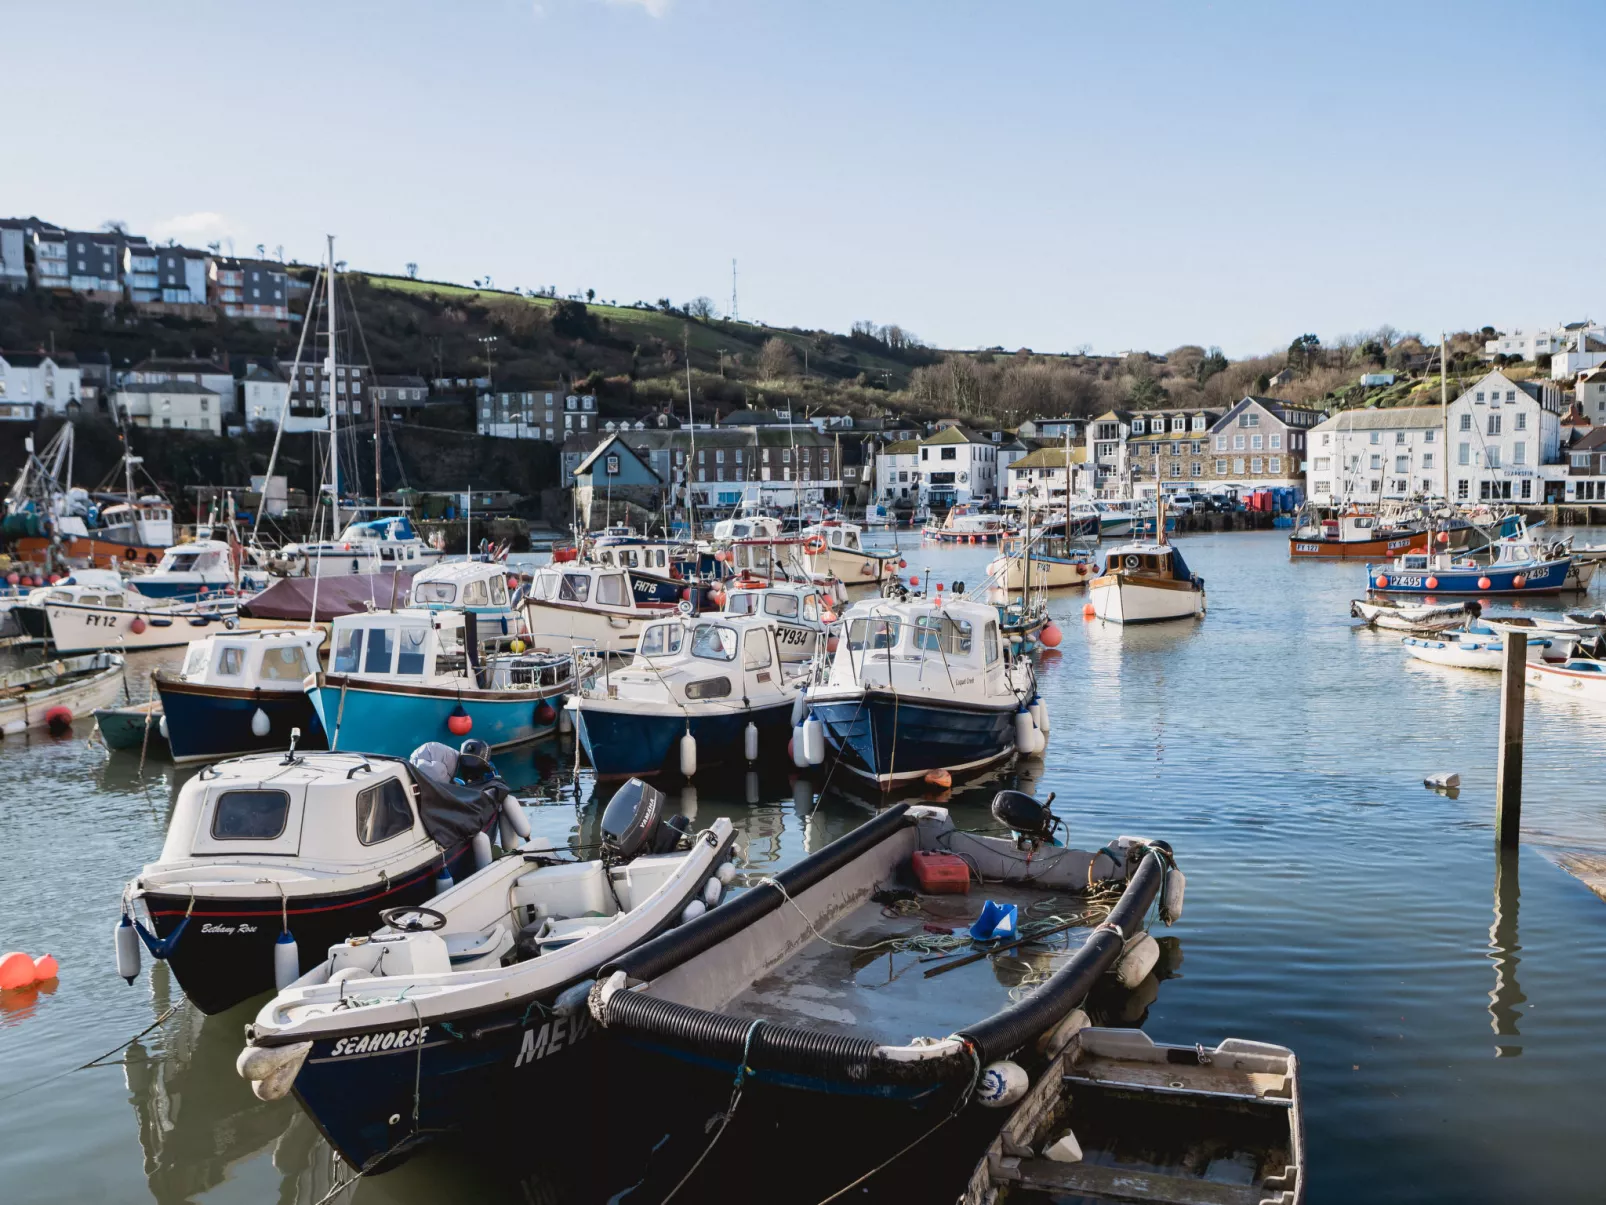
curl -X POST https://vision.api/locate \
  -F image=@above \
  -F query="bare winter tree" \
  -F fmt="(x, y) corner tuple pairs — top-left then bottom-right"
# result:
(406, 262), (418, 279)
(686, 296), (719, 321)
(101, 219), (130, 235)
(758, 337), (798, 380)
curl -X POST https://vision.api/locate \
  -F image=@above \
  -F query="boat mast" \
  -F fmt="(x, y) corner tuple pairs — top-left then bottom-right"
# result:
(1440, 332), (1450, 505)
(325, 235), (339, 524)
(684, 327), (697, 536)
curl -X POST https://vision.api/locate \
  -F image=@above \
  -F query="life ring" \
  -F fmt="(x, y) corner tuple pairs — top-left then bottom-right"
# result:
(124, 547), (137, 560)
(1124, 554), (1140, 569)
(144, 552), (157, 565)
(803, 535), (827, 554)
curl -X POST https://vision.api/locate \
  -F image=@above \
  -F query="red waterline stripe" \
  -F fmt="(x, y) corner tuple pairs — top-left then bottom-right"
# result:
(143, 859), (449, 919)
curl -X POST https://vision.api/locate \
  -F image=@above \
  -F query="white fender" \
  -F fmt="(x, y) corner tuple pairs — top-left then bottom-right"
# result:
(702, 877), (723, 908)
(115, 915), (141, 984)
(251, 707), (271, 738)
(472, 830), (494, 871)
(679, 731), (698, 777)
(679, 899), (706, 926)
(743, 722), (759, 762)
(1113, 930), (1159, 989)
(976, 1060), (1029, 1108)
(273, 932), (300, 991)
(1015, 710), (1035, 753)
(791, 689), (808, 727)
(715, 861), (737, 885)
(502, 794), (531, 841)
(1160, 866), (1186, 924)
(802, 717), (825, 766)
(791, 724), (809, 768)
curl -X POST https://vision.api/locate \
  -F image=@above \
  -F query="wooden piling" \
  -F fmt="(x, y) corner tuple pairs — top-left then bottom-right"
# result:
(1496, 631), (1527, 848)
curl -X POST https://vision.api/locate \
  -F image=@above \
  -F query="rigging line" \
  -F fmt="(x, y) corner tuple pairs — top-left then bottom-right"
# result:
(254, 265), (324, 545)
(0, 1003), (181, 1104)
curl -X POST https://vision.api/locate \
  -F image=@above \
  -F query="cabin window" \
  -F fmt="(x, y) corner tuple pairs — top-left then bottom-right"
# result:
(414, 581), (457, 604)
(764, 594), (800, 619)
(48, 590), (72, 603)
(847, 618), (901, 651)
(396, 628), (427, 675)
(78, 594), (102, 606)
(182, 643), (208, 677)
(364, 627), (395, 673)
(724, 591), (758, 615)
(356, 778), (414, 845)
(743, 629), (772, 670)
(260, 643), (312, 682)
(333, 628), (364, 672)
(105, 594), (124, 608)
(691, 624), (738, 661)
(211, 789), (290, 840)
(169, 552), (201, 572)
(490, 577), (508, 605)
(560, 574), (590, 603)
(596, 575), (627, 606)
(640, 624), (686, 657)
(462, 580), (490, 607)
(685, 676), (732, 700)
(804, 595), (820, 621)
(215, 646), (245, 677)
(985, 621), (1000, 664)
(915, 615), (972, 656)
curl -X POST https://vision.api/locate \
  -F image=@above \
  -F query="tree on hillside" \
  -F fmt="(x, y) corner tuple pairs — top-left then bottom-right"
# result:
(101, 219), (129, 235)
(1287, 333), (1321, 374)
(406, 263), (418, 279)
(586, 288), (595, 303)
(758, 337), (797, 380)
(550, 299), (598, 340)
(1196, 347), (1229, 385)
(686, 296), (718, 321)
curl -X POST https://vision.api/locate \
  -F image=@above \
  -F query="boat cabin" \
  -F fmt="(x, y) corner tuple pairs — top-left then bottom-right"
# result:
(411, 561), (514, 614)
(526, 562), (663, 613)
(712, 515), (784, 541)
(328, 608), (569, 693)
(1103, 543), (1193, 581)
(828, 598), (1009, 694)
(150, 540), (233, 578)
(721, 582), (830, 625)
(603, 615), (791, 705)
(100, 497), (175, 548)
(156, 752), (433, 866)
(586, 535), (698, 577)
(802, 521), (867, 553)
(180, 628), (327, 689)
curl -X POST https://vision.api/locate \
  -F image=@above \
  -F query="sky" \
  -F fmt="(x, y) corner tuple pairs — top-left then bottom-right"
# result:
(7, 1), (1602, 358)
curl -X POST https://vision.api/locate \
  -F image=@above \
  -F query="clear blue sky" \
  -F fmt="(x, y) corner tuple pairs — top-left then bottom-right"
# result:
(8, 1), (1601, 357)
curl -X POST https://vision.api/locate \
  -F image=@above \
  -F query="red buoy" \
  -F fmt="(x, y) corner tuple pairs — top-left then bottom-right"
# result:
(1040, 621), (1063, 648)
(536, 701), (557, 724)
(1437, 531), (1450, 544)
(129, 617), (147, 634)
(1478, 576), (1493, 591)
(43, 705), (72, 734)
(447, 705), (472, 737)
(1374, 575), (1389, 589)
(898, 559), (907, 569)
(1425, 576), (1438, 590)
(0, 951), (35, 990)
(1512, 574), (1527, 589)
(908, 576), (919, 588)
(1083, 602), (1096, 619)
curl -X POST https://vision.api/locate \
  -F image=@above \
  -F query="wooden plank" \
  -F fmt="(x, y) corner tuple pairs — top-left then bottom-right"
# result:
(1496, 631), (1526, 848)
(1015, 1158), (1267, 1205)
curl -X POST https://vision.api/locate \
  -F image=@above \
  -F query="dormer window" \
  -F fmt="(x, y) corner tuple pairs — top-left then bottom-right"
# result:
(1132, 419), (1145, 434)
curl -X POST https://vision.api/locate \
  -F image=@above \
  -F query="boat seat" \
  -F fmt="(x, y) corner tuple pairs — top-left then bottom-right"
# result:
(535, 914), (615, 951)
(444, 923), (514, 969)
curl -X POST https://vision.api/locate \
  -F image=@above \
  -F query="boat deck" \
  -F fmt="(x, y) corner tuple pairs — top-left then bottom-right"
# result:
(723, 882), (1101, 1045)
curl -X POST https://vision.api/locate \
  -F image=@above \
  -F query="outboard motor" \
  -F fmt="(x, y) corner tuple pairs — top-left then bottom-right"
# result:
(600, 778), (690, 863)
(456, 738), (495, 785)
(991, 789), (1061, 848)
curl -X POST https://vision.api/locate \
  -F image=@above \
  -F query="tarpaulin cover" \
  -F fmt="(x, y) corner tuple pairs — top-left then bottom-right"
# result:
(406, 756), (506, 851)
(237, 571), (417, 622)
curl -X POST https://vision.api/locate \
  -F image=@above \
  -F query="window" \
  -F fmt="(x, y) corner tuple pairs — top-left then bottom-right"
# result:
(1458, 443), (1470, 466)
(559, 573), (590, 603)
(1233, 435), (1245, 450)
(1424, 430), (1435, 443)
(1314, 457), (1331, 470)
(1251, 457), (1263, 473)
(260, 643), (312, 682)
(685, 676), (732, 700)
(1459, 414), (1472, 431)
(1192, 415), (1206, 431)
(1370, 454), (1382, 470)
(461, 579), (489, 607)
(1251, 435), (1263, 451)
(1215, 459), (1228, 474)
(1215, 435), (1226, 451)
(914, 615), (972, 655)
(1422, 453), (1434, 470)
(1269, 457), (1282, 473)
(1521, 478), (1532, 500)
(1320, 433), (1330, 447)
(1192, 441), (1202, 454)
(215, 646), (245, 677)
(1132, 419), (1146, 434)
(1270, 434), (1282, 450)
(1395, 456), (1409, 472)
(716, 450), (724, 464)
(847, 618), (901, 651)
(1486, 448), (1501, 469)
(1476, 392), (1484, 402)
(1191, 462), (1202, 477)
(364, 627), (395, 673)
(356, 778), (413, 845)
(764, 593), (799, 618)
(394, 628), (426, 675)
(212, 790), (291, 840)
(1487, 415), (1501, 436)
(690, 624), (737, 661)
(1233, 458), (1245, 473)
(940, 447), (956, 460)
(742, 629), (772, 670)
(639, 624), (685, 657)
(1515, 412), (1527, 431)
(1369, 432), (1380, 445)
(1513, 441), (1526, 465)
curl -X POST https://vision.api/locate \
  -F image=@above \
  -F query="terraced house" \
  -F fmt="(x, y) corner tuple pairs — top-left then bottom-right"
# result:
(1123, 407), (1224, 494)
(1205, 397), (1323, 493)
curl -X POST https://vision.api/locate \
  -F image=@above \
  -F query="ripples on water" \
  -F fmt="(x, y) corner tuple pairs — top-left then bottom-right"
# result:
(3, 530), (1606, 1202)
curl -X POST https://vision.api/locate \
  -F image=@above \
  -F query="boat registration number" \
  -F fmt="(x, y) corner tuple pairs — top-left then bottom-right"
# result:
(1293, 544), (1321, 553)
(1389, 576), (1430, 587)
(513, 1011), (594, 1067)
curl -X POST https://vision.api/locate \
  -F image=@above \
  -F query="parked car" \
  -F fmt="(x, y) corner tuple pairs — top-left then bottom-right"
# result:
(1168, 491), (1200, 515)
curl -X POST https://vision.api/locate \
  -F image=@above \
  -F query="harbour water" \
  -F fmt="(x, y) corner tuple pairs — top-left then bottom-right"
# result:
(5, 529), (1606, 1202)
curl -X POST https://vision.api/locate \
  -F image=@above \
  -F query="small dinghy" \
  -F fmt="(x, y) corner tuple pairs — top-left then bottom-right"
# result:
(116, 739), (521, 1014)
(0, 651), (127, 735)
(1401, 620), (1572, 671)
(1483, 613), (1606, 640)
(235, 778), (737, 1173)
(961, 1026), (1303, 1205)
(588, 793), (1182, 1114)
(1350, 597), (1479, 634)
(93, 699), (167, 754)
(575, 613), (804, 778)
(1526, 654), (1606, 705)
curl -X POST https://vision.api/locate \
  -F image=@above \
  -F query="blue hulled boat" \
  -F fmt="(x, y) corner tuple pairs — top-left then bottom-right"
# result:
(154, 628), (328, 762)
(574, 613), (803, 777)
(804, 594), (1044, 786)
(309, 608), (574, 758)
(1367, 521), (1592, 597)
(132, 538), (268, 601)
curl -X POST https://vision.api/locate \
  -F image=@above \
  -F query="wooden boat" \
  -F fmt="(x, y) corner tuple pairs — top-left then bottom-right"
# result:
(1483, 613), (1606, 640)
(118, 744), (516, 1015)
(1289, 506), (1428, 559)
(93, 699), (167, 754)
(574, 614), (803, 778)
(1402, 622), (1573, 671)
(154, 628), (328, 763)
(961, 1026), (1303, 1205)
(1526, 655), (1606, 705)
(236, 780), (736, 1172)
(1088, 542), (1205, 624)
(924, 504), (1010, 544)
(12, 569), (245, 654)
(799, 520), (901, 584)
(1350, 598), (1479, 634)
(588, 796), (1181, 1112)
(0, 651), (127, 735)
(987, 534), (1098, 590)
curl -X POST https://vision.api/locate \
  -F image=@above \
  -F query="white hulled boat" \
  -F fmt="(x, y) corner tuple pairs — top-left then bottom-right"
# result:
(799, 520), (901, 584)
(1088, 540), (1206, 624)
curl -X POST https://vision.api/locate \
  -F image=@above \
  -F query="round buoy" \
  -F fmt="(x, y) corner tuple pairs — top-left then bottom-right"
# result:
(129, 616), (147, 634)
(28, 953), (57, 982)
(47, 574), (59, 585)
(714, 550), (729, 563)
(924, 768), (952, 789)
(826, 635), (839, 653)
(199, 586), (209, 595)
(909, 576), (919, 588)
(506, 575), (519, 590)
(1083, 602), (1096, 619)
(821, 609), (837, 624)
(250, 707), (271, 738)
(898, 558), (907, 569)
(1437, 531), (1450, 544)
(509, 638), (527, 654)
(1374, 575), (1389, 589)
(447, 705), (473, 737)
(1478, 576), (1493, 591)
(43, 705), (72, 734)
(536, 701), (557, 724)
(1513, 574), (1527, 589)
(1425, 576), (1438, 590)
(976, 1061), (1029, 1108)
(0, 951), (36, 989)
(710, 589), (726, 607)
(1040, 621), (1063, 648)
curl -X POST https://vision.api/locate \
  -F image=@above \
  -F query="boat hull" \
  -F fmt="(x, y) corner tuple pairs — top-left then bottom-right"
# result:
(576, 697), (794, 778)
(804, 546), (897, 583)
(808, 691), (1018, 784)
(155, 675), (327, 762)
(14, 534), (167, 569)
(1367, 558), (1573, 596)
(142, 848), (477, 1016)
(1087, 575), (1205, 624)
(1290, 531), (1428, 559)
(518, 598), (657, 654)
(0, 660), (127, 734)
(20, 601), (238, 654)
(310, 678), (564, 759)
(1527, 660), (1606, 704)
(94, 704), (168, 753)
(1402, 634), (1555, 671)
(986, 555), (1095, 590)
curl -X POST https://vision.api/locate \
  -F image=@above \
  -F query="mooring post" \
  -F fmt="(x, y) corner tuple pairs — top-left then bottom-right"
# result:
(1495, 631), (1527, 848)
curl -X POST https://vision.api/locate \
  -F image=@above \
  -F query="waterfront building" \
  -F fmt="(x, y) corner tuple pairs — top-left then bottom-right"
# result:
(1564, 427), (1606, 502)
(1306, 407), (1443, 503)
(127, 356), (236, 418)
(114, 380), (223, 434)
(571, 433), (663, 527)
(917, 423), (998, 510)
(1125, 407), (1226, 496)
(874, 438), (921, 505)
(240, 362), (290, 426)
(0, 219), (29, 290)
(1577, 366), (1606, 424)
(1202, 397), (1321, 494)
(208, 257), (289, 324)
(278, 357), (368, 429)
(1004, 446), (1090, 507)
(0, 352), (82, 417)
(1444, 370), (1563, 503)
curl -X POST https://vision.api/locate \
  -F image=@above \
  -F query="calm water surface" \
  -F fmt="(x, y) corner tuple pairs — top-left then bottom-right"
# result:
(4, 529), (1606, 1203)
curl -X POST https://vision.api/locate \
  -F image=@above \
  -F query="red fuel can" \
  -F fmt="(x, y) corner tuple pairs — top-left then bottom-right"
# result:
(911, 850), (971, 894)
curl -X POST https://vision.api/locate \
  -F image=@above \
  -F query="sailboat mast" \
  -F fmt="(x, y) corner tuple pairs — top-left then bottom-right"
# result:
(325, 235), (339, 520)
(684, 330), (697, 535)
(1440, 332), (1450, 503)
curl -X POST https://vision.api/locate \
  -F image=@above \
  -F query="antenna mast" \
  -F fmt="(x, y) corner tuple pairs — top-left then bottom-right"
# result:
(730, 258), (738, 323)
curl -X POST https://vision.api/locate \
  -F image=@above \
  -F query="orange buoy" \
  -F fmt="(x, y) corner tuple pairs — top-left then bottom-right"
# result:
(827, 635), (839, 653)
(1374, 575), (1389, 589)
(1478, 576), (1493, 591)
(1512, 574), (1526, 589)
(1040, 621), (1063, 648)
(43, 705), (72, 734)
(447, 705), (472, 737)
(710, 589), (727, 607)
(908, 576), (919, 588)
(0, 951), (35, 990)
(1083, 602), (1096, 619)
(1437, 531), (1450, 544)
(129, 616), (147, 634)
(924, 768), (952, 789)
(898, 559), (907, 569)
(1425, 576), (1438, 590)
(32, 954), (58, 981)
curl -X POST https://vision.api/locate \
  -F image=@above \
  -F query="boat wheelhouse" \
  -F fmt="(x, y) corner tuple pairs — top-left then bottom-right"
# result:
(519, 562), (674, 654)
(117, 746), (511, 1014)
(986, 532), (1098, 591)
(922, 504), (1010, 544)
(805, 595), (1039, 785)
(309, 608), (574, 757)
(1088, 542), (1206, 625)
(720, 580), (832, 663)
(1366, 523), (1587, 597)
(798, 520), (901, 584)
(154, 628), (328, 762)
(132, 539), (267, 602)
(409, 560), (524, 637)
(274, 515), (444, 579)
(584, 531), (703, 582)
(575, 614), (804, 777)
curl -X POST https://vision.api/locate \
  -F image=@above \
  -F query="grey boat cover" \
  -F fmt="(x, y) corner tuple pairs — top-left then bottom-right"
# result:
(403, 743), (507, 851)
(238, 571), (417, 622)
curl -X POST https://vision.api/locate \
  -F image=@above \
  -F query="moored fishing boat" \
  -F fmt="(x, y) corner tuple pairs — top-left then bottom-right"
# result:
(575, 614), (802, 778)
(12, 569), (244, 654)
(1366, 522), (1583, 597)
(1088, 540), (1205, 625)
(719, 580), (832, 664)
(270, 513), (444, 578)
(923, 504), (1010, 544)
(799, 520), (901, 584)
(987, 533), (1098, 590)
(93, 699), (168, 754)
(115, 742), (520, 1015)
(132, 538), (268, 602)
(235, 779), (737, 1172)
(587, 794), (1182, 1117)
(1289, 504), (1429, 560)
(154, 628), (328, 763)
(1350, 598), (1480, 634)
(408, 558), (526, 637)
(519, 561), (674, 655)
(803, 594), (1042, 785)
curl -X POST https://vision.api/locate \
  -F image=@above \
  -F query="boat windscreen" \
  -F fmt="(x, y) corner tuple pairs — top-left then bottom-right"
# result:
(690, 624), (737, 661)
(847, 618), (901, 651)
(914, 615), (972, 655)
(1168, 547), (1197, 584)
(723, 591), (759, 615)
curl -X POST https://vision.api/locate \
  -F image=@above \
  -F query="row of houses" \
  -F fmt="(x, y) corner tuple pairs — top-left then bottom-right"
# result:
(1482, 320), (1606, 380)
(0, 216), (290, 324)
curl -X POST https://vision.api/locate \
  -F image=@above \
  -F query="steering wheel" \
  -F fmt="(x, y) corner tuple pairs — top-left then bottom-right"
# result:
(379, 905), (447, 932)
